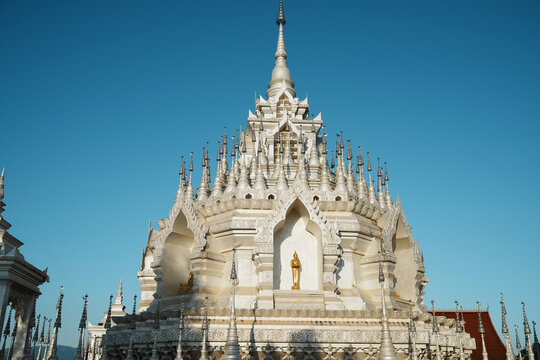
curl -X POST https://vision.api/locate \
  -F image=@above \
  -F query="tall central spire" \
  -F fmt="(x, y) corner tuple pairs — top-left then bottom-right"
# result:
(267, 0), (296, 98)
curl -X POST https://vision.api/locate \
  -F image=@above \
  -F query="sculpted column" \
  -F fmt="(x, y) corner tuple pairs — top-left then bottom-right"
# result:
(12, 292), (36, 360)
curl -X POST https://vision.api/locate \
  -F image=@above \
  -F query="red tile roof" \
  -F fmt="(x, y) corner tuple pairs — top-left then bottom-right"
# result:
(436, 310), (507, 360)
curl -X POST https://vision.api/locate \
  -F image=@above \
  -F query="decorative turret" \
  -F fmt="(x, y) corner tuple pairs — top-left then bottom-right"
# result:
(477, 301), (489, 360)
(367, 153), (376, 204)
(36, 316), (46, 360)
(43, 318), (52, 360)
(31, 313), (41, 360)
(500, 293), (515, 360)
(74, 295), (89, 360)
(222, 251), (242, 360)
(356, 147), (367, 200)
(522, 302), (535, 360)
(515, 325), (523, 360)
(533, 321), (540, 360)
(48, 286), (64, 360)
(267, 0), (295, 99)
(377, 158), (386, 210)
(186, 152), (195, 201)
(384, 162), (392, 208)
(101, 294), (113, 360)
(377, 252), (397, 360)
(111, 280), (126, 317)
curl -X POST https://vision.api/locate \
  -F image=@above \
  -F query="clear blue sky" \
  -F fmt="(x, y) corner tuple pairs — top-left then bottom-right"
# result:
(1, 0), (539, 347)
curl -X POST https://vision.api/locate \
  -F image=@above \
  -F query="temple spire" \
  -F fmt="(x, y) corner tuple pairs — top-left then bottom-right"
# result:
(515, 325), (523, 360)
(378, 252), (397, 360)
(48, 286), (64, 360)
(31, 313), (41, 360)
(477, 301), (489, 360)
(35, 316), (46, 360)
(101, 294), (113, 360)
(74, 294), (89, 360)
(267, 0), (295, 98)
(522, 302), (535, 360)
(223, 251), (242, 360)
(455, 301), (465, 360)
(500, 293), (515, 360)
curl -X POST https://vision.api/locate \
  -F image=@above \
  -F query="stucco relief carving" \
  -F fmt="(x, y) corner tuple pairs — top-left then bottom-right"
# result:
(154, 200), (209, 257)
(380, 199), (420, 263)
(254, 194), (341, 252)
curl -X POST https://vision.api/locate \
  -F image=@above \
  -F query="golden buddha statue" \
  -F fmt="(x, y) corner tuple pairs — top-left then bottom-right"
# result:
(177, 271), (194, 295)
(290, 251), (301, 290)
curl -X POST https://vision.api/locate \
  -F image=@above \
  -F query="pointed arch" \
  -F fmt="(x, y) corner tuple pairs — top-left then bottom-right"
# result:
(254, 193), (340, 252)
(272, 198), (323, 290)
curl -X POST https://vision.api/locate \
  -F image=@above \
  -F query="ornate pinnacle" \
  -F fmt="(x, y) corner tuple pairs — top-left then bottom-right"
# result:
(0, 168), (4, 201)
(276, 0), (285, 24)
(432, 300), (439, 333)
(104, 295), (113, 331)
(39, 316), (46, 343)
(230, 251), (237, 282)
(477, 301), (485, 334)
(129, 295), (137, 330)
(501, 293), (515, 360)
(522, 302), (531, 334)
(455, 301), (462, 333)
(268, 0), (294, 98)
(501, 293), (509, 334)
(79, 295), (88, 330)
(533, 321), (539, 344)
(378, 252), (385, 284)
(516, 325), (523, 350)
(224, 127), (228, 154)
(377, 251), (397, 360)
(54, 286), (64, 329)
(33, 314), (41, 343)
(223, 251), (241, 360)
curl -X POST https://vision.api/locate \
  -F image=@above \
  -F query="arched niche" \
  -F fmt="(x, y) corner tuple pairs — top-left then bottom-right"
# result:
(161, 212), (194, 297)
(273, 199), (323, 291)
(391, 217), (416, 302)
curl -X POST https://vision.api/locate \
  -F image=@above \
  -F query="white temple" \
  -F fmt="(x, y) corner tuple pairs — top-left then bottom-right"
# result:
(88, 1), (478, 359)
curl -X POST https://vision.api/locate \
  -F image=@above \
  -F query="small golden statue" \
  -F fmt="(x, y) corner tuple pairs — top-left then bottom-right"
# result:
(177, 271), (193, 295)
(290, 251), (301, 290)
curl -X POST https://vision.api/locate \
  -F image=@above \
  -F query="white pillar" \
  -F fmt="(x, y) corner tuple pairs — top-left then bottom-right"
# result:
(12, 293), (35, 360)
